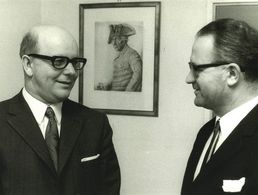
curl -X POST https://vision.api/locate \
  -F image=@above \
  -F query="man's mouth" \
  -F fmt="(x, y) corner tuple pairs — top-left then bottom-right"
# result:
(194, 89), (200, 95)
(57, 80), (73, 86)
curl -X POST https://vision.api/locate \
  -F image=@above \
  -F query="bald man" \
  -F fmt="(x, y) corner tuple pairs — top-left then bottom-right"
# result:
(0, 25), (120, 195)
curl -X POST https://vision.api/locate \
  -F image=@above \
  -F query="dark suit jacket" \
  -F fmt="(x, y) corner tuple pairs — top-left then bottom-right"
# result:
(0, 92), (120, 195)
(181, 104), (258, 195)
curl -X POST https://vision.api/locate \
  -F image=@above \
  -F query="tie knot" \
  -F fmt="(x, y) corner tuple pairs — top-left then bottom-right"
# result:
(45, 107), (55, 119)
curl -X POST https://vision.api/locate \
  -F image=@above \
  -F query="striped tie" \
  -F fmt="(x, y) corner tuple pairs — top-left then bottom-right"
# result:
(201, 120), (221, 170)
(45, 106), (59, 171)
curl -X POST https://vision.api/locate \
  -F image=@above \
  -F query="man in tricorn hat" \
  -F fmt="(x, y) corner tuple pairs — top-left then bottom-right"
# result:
(107, 23), (142, 91)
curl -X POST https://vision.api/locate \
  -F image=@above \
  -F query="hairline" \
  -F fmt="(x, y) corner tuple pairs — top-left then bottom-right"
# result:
(19, 29), (39, 58)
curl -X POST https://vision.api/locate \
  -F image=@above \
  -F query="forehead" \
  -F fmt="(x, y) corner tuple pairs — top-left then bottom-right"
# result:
(191, 34), (216, 64)
(36, 27), (78, 56)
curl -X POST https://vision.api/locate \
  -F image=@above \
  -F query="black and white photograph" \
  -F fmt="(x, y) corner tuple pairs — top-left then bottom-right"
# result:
(2, 0), (258, 195)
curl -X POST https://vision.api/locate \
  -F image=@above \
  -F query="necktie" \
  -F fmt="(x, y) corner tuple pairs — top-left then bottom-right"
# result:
(45, 106), (59, 171)
(201, 120), (221, 170)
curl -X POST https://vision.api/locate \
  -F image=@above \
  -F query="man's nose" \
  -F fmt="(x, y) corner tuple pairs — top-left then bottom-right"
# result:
(64, 63), (77, 75)
(185, 70), (195, 84)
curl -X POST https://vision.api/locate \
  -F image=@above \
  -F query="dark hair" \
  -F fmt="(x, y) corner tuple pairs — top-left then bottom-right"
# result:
(19, 31), (38, 58)
(197, 18), (258, 81)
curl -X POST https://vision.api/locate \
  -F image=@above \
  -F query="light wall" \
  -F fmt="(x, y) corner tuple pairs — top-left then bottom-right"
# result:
(0, 0), (41, 100)
(0, 0), (210, 194)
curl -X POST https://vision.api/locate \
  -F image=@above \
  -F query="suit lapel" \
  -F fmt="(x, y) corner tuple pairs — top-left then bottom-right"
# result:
(182, 118), (215, 191)
(195, 104), (258, 182)
(7, 92), (56, 174)
(58, 100), (83, 173)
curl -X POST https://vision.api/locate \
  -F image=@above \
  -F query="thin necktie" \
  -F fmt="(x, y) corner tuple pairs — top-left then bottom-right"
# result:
(201, 120), (221, 170)
(45, 106), (59, 171)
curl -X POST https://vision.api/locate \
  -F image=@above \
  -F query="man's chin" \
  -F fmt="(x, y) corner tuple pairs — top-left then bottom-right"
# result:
(53, 91), (71, 103)
(194, 100), (211, 111)
(194, 98), (204, 107)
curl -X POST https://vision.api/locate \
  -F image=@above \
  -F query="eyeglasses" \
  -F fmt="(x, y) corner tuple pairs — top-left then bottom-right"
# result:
(189, 61), (245, 73)
(27, 54), (87, 70)
(188, 61), (230, 72)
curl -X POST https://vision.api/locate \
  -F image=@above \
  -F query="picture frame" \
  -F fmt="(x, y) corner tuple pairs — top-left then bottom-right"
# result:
(207, 0), (258, 28)
(79, 2), (161, 117)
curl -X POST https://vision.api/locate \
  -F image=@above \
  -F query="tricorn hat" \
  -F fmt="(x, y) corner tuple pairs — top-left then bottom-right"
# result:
(108, 23), (136, 44)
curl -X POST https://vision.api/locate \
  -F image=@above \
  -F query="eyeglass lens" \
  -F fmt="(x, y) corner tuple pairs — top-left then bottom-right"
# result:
(53, 57), (85, 70)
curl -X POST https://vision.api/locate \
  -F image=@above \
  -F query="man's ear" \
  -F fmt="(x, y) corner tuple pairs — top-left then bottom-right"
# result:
(226, 63), (242, 86)
(21, 55), (33, 77)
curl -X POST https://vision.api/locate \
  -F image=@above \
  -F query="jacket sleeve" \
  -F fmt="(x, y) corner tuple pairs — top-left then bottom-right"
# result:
(98, 115), (121, 195)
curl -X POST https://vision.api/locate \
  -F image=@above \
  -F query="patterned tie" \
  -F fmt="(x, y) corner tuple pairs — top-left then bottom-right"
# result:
(201, 120), (221, 170)
(45, 106), (59, 171)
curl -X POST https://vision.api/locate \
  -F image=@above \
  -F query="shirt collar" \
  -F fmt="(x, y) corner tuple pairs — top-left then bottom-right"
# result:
(219, 95), (258, 136)
(22, 88), (62, 125)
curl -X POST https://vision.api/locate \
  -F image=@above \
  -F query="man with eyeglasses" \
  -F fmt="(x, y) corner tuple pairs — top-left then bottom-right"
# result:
(182, 18), (258, 195)
(0, 25), (120, 195)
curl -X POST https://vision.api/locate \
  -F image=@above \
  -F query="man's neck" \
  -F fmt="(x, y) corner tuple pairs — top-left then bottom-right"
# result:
(214, 90), (258, 117)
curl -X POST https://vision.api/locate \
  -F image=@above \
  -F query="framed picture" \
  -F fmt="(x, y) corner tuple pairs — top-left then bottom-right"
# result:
(79, 2), (161, 116)
(208, 0), (258, 29)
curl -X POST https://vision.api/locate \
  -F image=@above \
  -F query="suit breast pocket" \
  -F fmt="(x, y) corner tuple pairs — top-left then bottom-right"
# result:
(80, 158), (100, 173)
(79, 159), (101, 194)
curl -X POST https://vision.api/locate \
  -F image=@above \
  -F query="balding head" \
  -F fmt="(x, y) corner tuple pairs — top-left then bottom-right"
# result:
(20, 25), (78, 58)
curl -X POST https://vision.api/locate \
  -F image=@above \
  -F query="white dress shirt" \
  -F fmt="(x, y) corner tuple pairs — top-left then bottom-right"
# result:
(22, 88), (62, 138)
(194, 95), (258, 179)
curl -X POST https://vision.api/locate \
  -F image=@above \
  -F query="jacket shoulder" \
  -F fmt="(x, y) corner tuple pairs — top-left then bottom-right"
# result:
(0, 93), (21, 113)
(63, 99), (107, 119)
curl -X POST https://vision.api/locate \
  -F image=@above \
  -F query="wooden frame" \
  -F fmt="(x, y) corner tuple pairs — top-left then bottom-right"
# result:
(79, 2), (161, 116)
(207, 0), (258, 24)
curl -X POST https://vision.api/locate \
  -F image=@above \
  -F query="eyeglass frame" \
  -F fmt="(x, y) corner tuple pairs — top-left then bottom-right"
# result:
(188, 61), (245, 72)
(27, 53), (87, 70)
